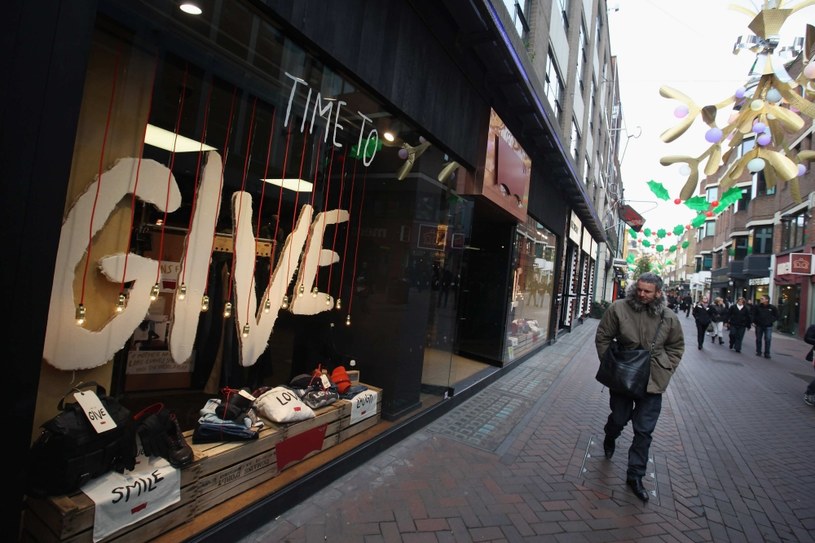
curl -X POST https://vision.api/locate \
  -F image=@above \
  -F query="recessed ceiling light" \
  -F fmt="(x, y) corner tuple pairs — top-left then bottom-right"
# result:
(383, 131), (395, 142)
(179, 3), (203, 15)
(144, 124), (216, 152)
(261, 178), (314, 193)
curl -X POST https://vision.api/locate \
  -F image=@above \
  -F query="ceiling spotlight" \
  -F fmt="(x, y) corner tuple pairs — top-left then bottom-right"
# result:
(383, 131), (395, 142)
(179, 2), (203, 15)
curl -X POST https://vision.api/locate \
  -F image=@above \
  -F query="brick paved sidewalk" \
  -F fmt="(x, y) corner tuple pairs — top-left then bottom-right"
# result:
(236, 316), (815, 543)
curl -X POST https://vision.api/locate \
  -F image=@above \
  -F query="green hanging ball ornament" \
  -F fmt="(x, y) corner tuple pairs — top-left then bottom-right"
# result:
(657, 229), (666, 239)
(643, 228), (651, 237)
(629, 229), (638, 238)
(656, 244), (664, 252)
(642, 240), (651, 247)
(673, 224), (685, 236)
(681, 241), (689, 249)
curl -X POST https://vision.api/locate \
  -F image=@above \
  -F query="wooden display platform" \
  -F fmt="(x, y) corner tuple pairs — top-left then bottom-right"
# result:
(22, 386), (381, 543)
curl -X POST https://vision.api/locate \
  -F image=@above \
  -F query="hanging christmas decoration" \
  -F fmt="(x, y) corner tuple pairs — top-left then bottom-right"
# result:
(659, 3), (815, 202)
(647, 179), (671, 200)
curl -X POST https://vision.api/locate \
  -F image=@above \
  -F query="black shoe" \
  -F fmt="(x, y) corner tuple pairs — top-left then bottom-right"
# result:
(698, 345), (703, 349)
(735, 350), (741, 353)
(756, 352), (761, 356)
(719, 339), (724, 345)
(764, 354), (771, 359)
(627, 477), (649, 502)
(603, 436), (615, 459)
(711, 336), (715, 343)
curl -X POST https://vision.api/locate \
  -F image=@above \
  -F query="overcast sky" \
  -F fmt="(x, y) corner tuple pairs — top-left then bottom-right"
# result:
(607, 0), (812, 234)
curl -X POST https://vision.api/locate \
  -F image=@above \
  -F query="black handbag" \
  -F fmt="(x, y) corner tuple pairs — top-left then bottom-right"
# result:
(596, 315), (664, 399)
(27, 381), (137, 497)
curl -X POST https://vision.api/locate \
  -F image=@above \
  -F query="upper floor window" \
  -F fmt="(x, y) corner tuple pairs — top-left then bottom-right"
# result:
(558, 0), (570, 27)
(752, 225), (773, 254)
(733, 236), (749, 259)
(706, 186), (718, 203)
(752, 170), (776, 197)
(544, 50), (563, 118)
(577, 21), (587, 91)
(733, 185), (751, 212)
(570, 117), (581, 158)
(781, 210), (808, 251)
(713, 250), (722, 269)
(501, 0), (529, 37)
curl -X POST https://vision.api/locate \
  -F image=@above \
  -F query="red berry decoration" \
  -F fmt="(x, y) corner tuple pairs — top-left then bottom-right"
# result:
(685, 224), (691, 230)
(674, 198), (682, 204)
(705, 210), (714, 217)
(711, 200), (719, 207)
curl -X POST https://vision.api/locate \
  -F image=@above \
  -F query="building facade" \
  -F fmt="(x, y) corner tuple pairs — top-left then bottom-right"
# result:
(6, 0), (622, 539)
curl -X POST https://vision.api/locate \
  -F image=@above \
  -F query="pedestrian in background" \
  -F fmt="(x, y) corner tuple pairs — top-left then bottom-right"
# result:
(803, 323), (815, 406)
(708, 297), (728, 345)
(751, 295), (779, 359)
(727, 297), (751, 353)
(594, 272), (685, 502)
(692, 295), (711, 350)
(681, 293), (692, 318)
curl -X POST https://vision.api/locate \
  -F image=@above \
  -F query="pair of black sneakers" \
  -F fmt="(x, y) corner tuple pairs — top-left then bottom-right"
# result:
(133, 403), (194, 468)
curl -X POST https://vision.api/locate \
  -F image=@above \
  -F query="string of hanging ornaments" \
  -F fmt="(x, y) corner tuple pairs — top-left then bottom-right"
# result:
(659, 0), (815, 205)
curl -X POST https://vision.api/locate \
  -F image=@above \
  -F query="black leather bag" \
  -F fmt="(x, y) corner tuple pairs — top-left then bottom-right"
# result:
(596, 342), (652, 399)
(27, 382), (137, 497)
(596, 316), (664, 399)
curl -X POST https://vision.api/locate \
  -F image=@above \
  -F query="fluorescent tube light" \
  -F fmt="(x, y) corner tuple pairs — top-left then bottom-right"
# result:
(261, 178), (314, 193)
(144, 124), (216, 153)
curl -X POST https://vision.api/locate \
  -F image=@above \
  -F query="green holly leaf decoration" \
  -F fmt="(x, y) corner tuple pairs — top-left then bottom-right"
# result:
(681, 241), (689, 248)
(669, 245), (677, 252)
(656, 228), (666, 238)
(691, 213), (707, 228)
(350, 135), (382, 159)
(643, 228), (652, 237)
(684, 196), (710, 211)
(647, 180), (671, 201)
(656, 244), (664, 252)
(673, 224), (685, 236)
(629, 229), (638, 238)
(627, 254), (635, 263)
(642, 240), (651, 247)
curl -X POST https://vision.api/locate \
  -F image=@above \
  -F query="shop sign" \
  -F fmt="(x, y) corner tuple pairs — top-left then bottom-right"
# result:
(748, 277), (770, 285)
(790, 252), (813, 275)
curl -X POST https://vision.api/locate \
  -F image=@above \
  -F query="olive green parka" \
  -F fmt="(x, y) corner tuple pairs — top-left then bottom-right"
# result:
(595, 297), (685, 394)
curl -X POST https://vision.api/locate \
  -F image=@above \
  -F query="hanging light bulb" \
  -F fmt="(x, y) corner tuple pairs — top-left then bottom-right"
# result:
(264, 298), (271, 313)
(298, 283), (305, 296)
(223, 301), (232, 318)
(242, 324), (250, 337)
(177, 284), (187, 300)
(325, 294), (332, 306)
(345, 314), (351, 326)
(115, 293), (127, 313)
(335, 298), (342, 310)
(75, 304), (86, 325)
(201, 295), (210, 312)
(150, 283), (160, 300)
(281, 295), (289, 309)
(312, 286), (319, 298)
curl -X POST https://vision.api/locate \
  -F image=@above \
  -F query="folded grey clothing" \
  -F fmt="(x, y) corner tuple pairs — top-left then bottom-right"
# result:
(301, 389), (339, 409)
(192, 422), (259, 443)
(340, 384), (369, 399)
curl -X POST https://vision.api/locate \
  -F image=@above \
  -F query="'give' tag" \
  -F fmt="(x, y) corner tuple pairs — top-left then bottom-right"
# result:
(74, 390), (118, 433)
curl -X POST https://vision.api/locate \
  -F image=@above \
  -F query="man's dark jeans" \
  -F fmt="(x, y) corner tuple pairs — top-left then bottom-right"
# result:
(755, 325), (773, 356)
(604, 391), (662, 480)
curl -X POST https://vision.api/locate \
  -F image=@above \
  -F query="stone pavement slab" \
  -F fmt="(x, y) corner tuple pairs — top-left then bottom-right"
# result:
(236, 315), (815, 543)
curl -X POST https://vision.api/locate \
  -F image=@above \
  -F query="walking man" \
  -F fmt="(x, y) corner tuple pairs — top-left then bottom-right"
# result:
(595, 272), (685, 502)
(752, 295), (778, 358)
(727, 297), (751, 353)
(692, 295), (711, 350)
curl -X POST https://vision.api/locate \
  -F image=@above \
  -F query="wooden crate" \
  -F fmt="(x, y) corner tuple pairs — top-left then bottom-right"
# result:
(22, 385), (381, 543)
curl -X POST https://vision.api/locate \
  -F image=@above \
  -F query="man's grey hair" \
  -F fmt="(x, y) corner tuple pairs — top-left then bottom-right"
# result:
(636, 272), (663, 292)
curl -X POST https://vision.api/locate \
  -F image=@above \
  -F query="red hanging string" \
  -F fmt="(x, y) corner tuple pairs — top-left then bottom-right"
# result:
(154, 64), (190, 286)
(249, 109), (277, 319)
(120, 57), (159, 296)
(326, 149), (348, 294)
(295, 138), (322, 297)
(276, 123), (293, 287)
(203, 87), (239, 297)
(348, 170), (368, 317)
(80, 50), (121, 307)
(314, 146), (336, 288)
(180, 80), (215, 288)
(228, 96), (259, 318)
(337, 156), (359, 301)
(289, 131), (309, 296)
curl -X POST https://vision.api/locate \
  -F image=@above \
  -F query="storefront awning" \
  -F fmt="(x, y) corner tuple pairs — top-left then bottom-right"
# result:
(618, 204), (645, 232)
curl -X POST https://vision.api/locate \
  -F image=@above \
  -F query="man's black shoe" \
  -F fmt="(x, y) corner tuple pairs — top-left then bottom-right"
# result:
(603, 436), (615, 459)
(627, 477), (649, 502)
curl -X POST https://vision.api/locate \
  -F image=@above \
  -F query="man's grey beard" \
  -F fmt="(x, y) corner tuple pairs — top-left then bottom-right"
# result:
(625, 284), (665, 317)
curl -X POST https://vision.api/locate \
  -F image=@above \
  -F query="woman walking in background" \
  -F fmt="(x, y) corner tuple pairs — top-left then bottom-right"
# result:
(692, 296), (711, 350)
(708, 297), (728, 345)
(727, 297), (752, 353)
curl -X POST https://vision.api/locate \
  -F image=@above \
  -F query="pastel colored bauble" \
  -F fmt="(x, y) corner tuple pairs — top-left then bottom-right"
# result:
(679, 164), (691, 175)
(750, 99), (764, 111)
(765, 88), (781, 103)
(747, 158), (765, 172)
(674, 105), (689, 118)
(757, 133), (771, 146)
(735, 86), (746, 99)
(804, 62), (815, 80)
(799, 164), (808, 177)
(705, 127), (723, 143)
(752, 122), (766, 133)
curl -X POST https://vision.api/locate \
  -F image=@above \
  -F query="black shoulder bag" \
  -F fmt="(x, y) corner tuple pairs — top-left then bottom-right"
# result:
(596, 313), (664, 399)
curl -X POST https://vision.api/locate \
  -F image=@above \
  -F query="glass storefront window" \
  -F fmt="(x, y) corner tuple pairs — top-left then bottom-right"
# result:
(504, 218), (558, 362)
